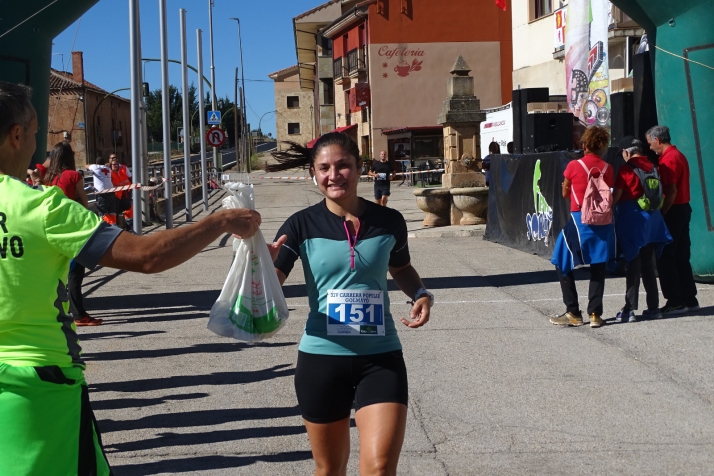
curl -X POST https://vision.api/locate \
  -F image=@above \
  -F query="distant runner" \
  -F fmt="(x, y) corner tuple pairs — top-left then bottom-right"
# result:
(368, 150), (395, 207)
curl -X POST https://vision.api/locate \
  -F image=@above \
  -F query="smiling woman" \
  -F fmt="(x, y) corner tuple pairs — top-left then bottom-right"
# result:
(267, 131), (433, 475)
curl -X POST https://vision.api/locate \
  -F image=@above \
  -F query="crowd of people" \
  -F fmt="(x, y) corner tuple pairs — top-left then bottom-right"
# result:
(2, 81), (434, 476)
(0, 74), (702, 476)
(550, 124), (698, 328)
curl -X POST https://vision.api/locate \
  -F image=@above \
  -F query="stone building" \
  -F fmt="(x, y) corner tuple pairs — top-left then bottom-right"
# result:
(47, 51), (132, 166)
(292, 0), (363, 140)
(268, 65), (317, 150)
(319, 0), (513, 159)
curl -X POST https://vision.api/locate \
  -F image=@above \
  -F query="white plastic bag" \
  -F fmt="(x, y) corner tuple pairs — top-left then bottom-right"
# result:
(207, 182), (289, 341)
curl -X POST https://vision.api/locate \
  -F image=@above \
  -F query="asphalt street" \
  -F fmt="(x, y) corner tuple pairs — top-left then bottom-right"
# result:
(79, 174), (714, 475)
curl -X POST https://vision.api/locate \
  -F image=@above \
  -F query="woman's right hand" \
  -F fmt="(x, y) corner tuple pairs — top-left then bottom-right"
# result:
(268, 235), (288, 262)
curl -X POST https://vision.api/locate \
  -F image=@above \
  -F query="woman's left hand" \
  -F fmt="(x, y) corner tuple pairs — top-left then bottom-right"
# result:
(400, 297), (430, 328)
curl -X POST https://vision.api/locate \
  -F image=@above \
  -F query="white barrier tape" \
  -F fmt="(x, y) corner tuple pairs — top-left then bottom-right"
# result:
(92, 178), (168, 194)
(258, 168), (445, 181)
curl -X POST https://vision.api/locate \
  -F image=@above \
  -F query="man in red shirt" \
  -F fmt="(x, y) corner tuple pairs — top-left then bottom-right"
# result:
(646, 125), (698, 315)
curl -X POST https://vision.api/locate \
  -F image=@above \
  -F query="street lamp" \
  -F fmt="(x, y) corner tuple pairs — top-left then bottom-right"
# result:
(229, 17), (247, 172)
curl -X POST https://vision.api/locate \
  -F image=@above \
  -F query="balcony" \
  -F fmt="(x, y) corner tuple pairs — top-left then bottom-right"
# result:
(347, 47), (367, 78)
(333, 57), (349, 84)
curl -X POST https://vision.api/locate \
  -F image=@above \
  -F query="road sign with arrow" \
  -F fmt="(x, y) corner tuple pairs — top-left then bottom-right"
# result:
(206, 126), (227, 148)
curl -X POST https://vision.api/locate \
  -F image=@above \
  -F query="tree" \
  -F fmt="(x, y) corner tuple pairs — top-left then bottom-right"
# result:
(145, 83), (199, 145)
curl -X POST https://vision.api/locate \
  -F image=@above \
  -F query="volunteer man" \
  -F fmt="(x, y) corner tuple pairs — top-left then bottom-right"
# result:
(646, 125), (699, 315)
(0, 81), (261, 475)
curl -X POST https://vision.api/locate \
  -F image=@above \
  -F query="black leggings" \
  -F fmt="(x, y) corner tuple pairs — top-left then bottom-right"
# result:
(556, 263), (606, 317)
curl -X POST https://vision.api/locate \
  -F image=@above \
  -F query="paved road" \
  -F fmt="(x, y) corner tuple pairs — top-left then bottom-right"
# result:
(79, 175), (714, 475)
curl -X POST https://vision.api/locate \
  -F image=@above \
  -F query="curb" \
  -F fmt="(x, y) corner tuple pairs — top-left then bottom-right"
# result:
(408, 225), (486, 238)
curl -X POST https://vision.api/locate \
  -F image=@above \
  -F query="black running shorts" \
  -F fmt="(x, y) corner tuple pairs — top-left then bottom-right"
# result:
(374, 183), (391, 199)
(294, 350), (408, 424)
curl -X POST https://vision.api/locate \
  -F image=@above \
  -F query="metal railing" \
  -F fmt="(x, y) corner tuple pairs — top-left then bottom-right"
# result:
(148, 160), (213, 200)
(333, 57), (346, 79)
(347, 47), (367, 76)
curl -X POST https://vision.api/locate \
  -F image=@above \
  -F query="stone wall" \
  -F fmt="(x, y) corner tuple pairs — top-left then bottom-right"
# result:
(273, 70), (315, 150)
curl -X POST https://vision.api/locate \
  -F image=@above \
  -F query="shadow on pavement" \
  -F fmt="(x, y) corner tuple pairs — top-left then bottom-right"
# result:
(111, 451), (313, 475)
(82, 341), (295, 362)
(90, 364), (295, 393)
(107, 426), (307, 453)
(86, 290), (220, 311)
(91, 392), (210, 411)
(78, 330), (166, 341)
(100, 406), (302, 433)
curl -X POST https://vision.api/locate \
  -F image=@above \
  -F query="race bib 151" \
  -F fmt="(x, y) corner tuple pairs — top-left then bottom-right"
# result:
(326, 289), (384, 336)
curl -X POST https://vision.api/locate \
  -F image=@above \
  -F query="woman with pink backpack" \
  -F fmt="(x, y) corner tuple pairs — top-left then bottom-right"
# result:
(551, 126), (616, 328)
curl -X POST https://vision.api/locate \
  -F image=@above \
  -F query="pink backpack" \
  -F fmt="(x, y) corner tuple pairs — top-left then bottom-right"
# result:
(572, 159), (612, 225)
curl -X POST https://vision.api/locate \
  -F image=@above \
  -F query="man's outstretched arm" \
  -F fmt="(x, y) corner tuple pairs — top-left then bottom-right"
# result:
(98, 209), (260, 274)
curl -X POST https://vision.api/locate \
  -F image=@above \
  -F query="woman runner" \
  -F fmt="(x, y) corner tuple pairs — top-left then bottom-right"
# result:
(267, 132), (433, 476)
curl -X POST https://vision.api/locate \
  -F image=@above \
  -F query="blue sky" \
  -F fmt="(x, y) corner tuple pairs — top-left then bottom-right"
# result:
(51, 0), (323, 137)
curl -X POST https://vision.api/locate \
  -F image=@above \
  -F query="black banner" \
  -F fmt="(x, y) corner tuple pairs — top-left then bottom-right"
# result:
(484, 150), (622, 257)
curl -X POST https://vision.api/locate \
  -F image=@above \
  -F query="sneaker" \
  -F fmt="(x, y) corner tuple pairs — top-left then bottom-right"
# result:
(589, 313), (604, 328)
(660, 304), (686, 316)
(686, 304), (701, 312)
(75, 316), (103, 327)
(550, 311), (583, 327)
(616, 309), (636, 323)
(642, 308), (663, 319)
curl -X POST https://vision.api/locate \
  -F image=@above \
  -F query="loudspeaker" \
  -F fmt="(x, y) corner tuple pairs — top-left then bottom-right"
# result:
(520, 87), (550, 105)
(632, 52), (658, 142)
(512, 88), (550, 154)
(523, 113), (574, 154)
(610, 92), (634, 145)
(512, 90), (523, 153)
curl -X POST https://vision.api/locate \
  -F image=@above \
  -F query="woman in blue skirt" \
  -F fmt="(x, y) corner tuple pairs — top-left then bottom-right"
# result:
(550, 126), (615, 328)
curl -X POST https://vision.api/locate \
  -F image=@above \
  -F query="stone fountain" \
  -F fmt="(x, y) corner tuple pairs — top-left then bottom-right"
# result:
(414, 55), (489, 226)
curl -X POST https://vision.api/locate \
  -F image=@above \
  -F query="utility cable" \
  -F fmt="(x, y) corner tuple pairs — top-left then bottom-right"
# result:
(654, 45), (714, 71)
(0, 0), (61, 39)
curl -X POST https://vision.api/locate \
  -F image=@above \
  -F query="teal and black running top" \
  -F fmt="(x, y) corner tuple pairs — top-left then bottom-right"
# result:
(274, 198), (410, 356)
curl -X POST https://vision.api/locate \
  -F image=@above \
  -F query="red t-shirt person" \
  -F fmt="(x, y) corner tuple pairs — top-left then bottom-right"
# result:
(658, 145), (690, 205)
(564, 154), (614, 212)
(614, 155), (654, 202)
(50, 169), (83, 202)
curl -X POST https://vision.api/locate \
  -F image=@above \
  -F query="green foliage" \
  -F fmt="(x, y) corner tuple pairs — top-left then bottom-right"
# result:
(145, 84), (198, 143)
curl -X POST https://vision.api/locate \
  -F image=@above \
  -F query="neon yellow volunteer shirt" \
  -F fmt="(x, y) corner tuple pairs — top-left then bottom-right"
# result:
(0, 175), (121, 368)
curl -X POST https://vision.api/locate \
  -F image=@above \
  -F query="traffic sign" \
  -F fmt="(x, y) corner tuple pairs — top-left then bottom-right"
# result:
(206, 127), (227, 147)
(207, 110), (221, 125)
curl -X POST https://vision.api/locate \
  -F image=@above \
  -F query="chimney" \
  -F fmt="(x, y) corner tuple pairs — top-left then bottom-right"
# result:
(71, 51), (84, 84)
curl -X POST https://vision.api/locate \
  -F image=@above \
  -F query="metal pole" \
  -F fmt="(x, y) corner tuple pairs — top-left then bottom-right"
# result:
(137, 12), (150, 227)
(239, 86), (245, 172)
(208, 0), (219, 169)
(180, 9), (192, 221)
(159, 0), (173, 228)
(197, 29), (208, 211)
(238, 19), (248, 173)
(129, 0), (142, 235)
(234, 67), (239, 172)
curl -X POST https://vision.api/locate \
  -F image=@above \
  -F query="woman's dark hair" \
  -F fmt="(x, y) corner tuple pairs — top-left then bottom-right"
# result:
(488, 142), (501, 155)
(267, 132), (361, 173)
(44, 142), (76, 185)
(580, 126), (610, 154)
